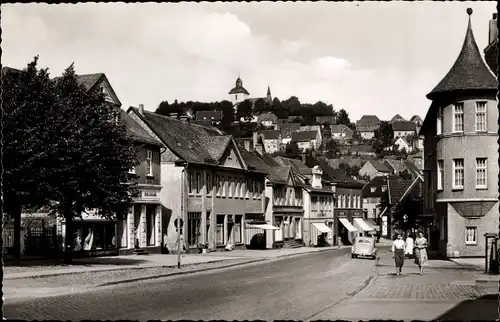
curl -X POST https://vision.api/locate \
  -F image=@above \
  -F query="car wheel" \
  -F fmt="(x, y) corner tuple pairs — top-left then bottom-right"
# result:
(351, 254), (355, 258)
(371, 255), (376, 260)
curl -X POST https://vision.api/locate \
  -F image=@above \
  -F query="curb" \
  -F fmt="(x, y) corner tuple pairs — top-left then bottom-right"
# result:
(98, 258), (268, 287)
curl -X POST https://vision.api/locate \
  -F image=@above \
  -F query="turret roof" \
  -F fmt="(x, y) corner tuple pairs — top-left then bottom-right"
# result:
(427, 9), (497, 100)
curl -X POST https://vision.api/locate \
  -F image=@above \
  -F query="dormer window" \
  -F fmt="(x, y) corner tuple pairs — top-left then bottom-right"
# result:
(382, 186), (387, 192)
(370, 187), (376, 193)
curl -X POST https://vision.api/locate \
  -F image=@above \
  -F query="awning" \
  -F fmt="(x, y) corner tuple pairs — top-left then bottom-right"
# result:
(246, 224), (280, 230)
(339, 218), (358, 232)
(312, 222), (331, 233)
(354, 218), (375, 232)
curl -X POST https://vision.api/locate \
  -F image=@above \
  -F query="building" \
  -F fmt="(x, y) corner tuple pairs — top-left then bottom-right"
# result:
(348, 144), (377, 157)
(228, 76), (272, 114)
(291, 131), (321, 151)
(330, 124), (354, 140)
(359, 160), (393, 179)
(253, 130), (282, 154)
(257, 112), (278, 128)
(392, 121), (417, 138)
(362, 176), (397, 232)
(356, 115), (381, 140)
(393, 136), (413, 153)
(279, 123), (301, 145)
(389, 114), (406, 124)
(304, 157), (367, 245)
(128, 107), (268, 253)
(484, 13), (498, 76)
(420, 9), (498, 258)
(195, 111), (223, 126)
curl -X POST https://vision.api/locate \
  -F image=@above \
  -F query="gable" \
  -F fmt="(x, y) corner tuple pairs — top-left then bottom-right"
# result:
(220, 144), (245, 170)
(98, 77), (121, 107)
(360, 161), (377, 174)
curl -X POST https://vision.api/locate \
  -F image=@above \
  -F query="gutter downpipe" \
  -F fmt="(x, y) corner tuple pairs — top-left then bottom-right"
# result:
(178, 161), (189, 269)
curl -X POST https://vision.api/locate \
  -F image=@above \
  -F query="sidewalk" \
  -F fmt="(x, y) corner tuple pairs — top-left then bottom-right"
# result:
(5, 245), (345, 280)
(313, 247), (498, 321)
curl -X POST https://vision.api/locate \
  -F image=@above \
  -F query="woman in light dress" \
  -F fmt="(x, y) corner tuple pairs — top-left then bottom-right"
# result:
(392, 233), (406, 276)
(414, 231), (428, 275)
(405, 232), (414, 258)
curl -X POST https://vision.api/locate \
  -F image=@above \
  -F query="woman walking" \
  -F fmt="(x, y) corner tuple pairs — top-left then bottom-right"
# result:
(405, 232), (414, 258)
(392, 233), (406, 276)
(414, 231), (428, 275)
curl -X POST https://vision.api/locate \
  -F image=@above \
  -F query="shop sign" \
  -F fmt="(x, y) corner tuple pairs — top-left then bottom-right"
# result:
(143, 191), (158, 198)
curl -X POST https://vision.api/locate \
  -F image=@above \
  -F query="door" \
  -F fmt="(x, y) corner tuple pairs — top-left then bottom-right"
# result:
(161, 209), (169, 253)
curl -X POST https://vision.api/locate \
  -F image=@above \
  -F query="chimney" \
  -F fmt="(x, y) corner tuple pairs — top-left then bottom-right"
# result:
(311, 166), (323, 189)
(489, 13), (498, 45)
(255, 143), (264, 155)
(252, 131), (259, 149)
(139, 104), (145, 116)
(244, 140), (251, 152)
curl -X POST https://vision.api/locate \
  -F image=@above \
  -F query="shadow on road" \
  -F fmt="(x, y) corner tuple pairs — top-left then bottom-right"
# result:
(4, 257), (150, 267)
(434, 294), (499, 321)
(376, 263), (479, 271)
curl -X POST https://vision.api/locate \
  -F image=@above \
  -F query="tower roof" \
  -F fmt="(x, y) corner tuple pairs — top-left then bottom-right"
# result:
(228, 76), (250, 95)
(427, 8), (497, 100)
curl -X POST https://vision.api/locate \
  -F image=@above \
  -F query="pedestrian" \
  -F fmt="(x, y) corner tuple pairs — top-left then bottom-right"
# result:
(405, 232), (414, 258)
(392, 233), (406, 276)
(414, 231), (428, 275)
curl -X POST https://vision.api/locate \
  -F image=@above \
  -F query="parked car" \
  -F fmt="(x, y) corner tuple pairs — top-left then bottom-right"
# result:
(351, 236), (377, 260)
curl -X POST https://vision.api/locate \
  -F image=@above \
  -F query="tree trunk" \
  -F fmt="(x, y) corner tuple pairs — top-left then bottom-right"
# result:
(12, 204), (22, 263)
(64, 210), (73, 264)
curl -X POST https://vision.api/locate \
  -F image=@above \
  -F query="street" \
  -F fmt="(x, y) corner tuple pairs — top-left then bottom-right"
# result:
(4, 245), (498, 321)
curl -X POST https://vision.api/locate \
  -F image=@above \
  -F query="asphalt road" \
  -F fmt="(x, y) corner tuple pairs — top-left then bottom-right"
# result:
(4, 247), (378, 321)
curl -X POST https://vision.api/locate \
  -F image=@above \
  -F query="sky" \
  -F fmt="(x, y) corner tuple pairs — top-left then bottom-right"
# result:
(2, 2), (497, 121)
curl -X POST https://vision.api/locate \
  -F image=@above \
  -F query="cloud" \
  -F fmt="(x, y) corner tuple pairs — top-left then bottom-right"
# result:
(1, 2), (496, 121)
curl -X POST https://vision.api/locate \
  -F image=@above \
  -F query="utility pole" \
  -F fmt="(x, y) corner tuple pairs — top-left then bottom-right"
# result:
(177, 167), (185, 269)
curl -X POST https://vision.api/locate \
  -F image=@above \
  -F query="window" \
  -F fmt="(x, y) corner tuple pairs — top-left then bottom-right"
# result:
(246, 178), (251, 198)
(216, 215), (225, 245)
(370, 187), (376, 193)
(437, 160), (444, 191)
(340, 194), (344, 208)
(221, 176), (226, 197)
(475, 102), (487, 132)
(215, 175), (221, 196)
(382, 186), (387, 192)
(453, 159), (464, 189)
(187, 212), (201, 246)
(453, 103), (464, 132)
(437, 107), (442, 135)
(146, 150), (153, 176)
(195, 173), (201, 195)
(234, 215), (243, 244)
(228, 177), (233, 198)
(234, 178), (240, 198)
(465, 227), (477, 245)
(128, 166), (136, 174)
(206, 174), (212, 195)
(239, 178), (244, 198)
(476, 158), (487, 189)
(188, 172), (195, 194)
(346, 195), (350, 208)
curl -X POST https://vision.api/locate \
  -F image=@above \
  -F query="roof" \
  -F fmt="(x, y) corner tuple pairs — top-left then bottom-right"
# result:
(279, 123), (301, 137)
(195, 111), (223, 121)
(306, 156), (363, 187)
(404, 160), (423, 180)
(330, 124), (353, 134)
(75, 73), (104, 91)
(356, 115), (381, 132)
(228, 77), (250, 95)
(362, 175), (400, 198)
(392, 121), (416, 132)
(258, 130), (281, 140)
(389, 114), (405, 124)
(409, 115), (423, 123)
(427, 10), (497, 99)
(367, 160), (392, 173)
(274, 156), (312, 176)
(383, 159), (407, 174)
(257, 112), (278, 123)
(352, 144), (376, 153)
(122, 110), (164, 147)
(128, 107), (232, 165)
(388, 177), (414, 205)
(316, 116), (337, 124)
(292, 131), (317, 142)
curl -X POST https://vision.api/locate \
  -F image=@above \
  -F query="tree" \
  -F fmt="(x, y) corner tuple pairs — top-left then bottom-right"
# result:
(337, 109), (351, 125)
(218, 100), (235, 131)
(285, 141), (301, 159)
(253, 98), (269, 115)
(3, 57), (56, 262)
(236, 99), (254, 123)
(324, 139), (339, 158)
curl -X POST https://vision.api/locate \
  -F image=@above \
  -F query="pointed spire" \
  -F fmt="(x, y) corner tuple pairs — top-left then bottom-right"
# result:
(267, 85), (271, 96)
(427, 8), (497, 100)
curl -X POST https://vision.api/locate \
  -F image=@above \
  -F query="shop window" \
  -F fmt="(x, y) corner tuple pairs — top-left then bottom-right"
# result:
(146, 205), (156, 246)
(216, 215), (225, 246)
(465, 227), (477, 245)
(187, 212), (201, 247)
(73, 222), (116, 251)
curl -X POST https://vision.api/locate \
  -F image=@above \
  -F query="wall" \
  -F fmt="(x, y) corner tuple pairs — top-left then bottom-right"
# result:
(446, 201), (499, 257)
(360, 131), (375, 140)
(134, 144), (161, 185)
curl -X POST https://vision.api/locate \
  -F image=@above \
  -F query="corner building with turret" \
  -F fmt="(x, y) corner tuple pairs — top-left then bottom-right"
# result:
(420, 9), (498, 258)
